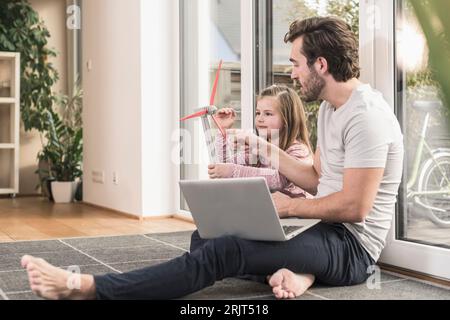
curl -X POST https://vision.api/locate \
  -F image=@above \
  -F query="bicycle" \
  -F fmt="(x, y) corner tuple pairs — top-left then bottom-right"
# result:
(406, 100), (450, 228)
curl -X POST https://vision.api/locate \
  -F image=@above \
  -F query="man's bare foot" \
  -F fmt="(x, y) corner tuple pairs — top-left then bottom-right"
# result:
(268, 269), (315, 299)
(21, 255), (96, 300)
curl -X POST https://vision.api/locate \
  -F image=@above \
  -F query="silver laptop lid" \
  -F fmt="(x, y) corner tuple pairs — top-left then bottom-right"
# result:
(179, 177), (291, 241)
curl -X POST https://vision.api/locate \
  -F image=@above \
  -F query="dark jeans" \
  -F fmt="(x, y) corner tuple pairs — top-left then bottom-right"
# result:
(94, 222), (375, 300)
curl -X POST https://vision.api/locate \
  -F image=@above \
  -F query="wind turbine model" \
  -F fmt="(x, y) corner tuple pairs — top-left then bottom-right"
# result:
(180, 60), (226, 163)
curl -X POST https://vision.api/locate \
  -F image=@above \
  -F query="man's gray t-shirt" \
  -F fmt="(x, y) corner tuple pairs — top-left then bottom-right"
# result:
(316, 84), (404, 261)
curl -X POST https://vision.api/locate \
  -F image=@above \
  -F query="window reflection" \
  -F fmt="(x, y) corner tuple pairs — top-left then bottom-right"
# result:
(271, 0), (359, 149)
(396, 0), (450, 247)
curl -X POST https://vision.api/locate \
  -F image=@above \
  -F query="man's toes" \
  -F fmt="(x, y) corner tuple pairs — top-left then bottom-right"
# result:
(273, 288), (285, 299)
(30, 284), (42, 295)
(30, 278), (42, 286)
(268, 273), (283, 287)
(272, 287), (279, 297)
(272, 285), (281, 295)
(288, 292), (295, 299)
(29, 270), (41, 278)
(26, 262), (36, 273)
(33, 257), (46, 267)
(21, 255), (33, 268)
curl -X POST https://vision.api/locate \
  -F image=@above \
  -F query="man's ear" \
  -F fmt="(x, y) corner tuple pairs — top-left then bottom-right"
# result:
(315, 57), (328, 75)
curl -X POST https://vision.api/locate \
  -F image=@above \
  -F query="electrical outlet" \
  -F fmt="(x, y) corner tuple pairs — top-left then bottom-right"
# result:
(92, 170), (104, 184)
(112, 172), (119, 185)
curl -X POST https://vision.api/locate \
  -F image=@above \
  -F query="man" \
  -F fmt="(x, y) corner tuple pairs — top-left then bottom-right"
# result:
(21, 16), (403, 300)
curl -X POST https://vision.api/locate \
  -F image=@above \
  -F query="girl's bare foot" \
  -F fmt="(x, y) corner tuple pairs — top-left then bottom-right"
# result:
(21, 255), (96, 300)
(268, 268), (315, 299)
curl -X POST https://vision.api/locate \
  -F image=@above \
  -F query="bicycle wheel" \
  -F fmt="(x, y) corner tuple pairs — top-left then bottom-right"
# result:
(417, 149), (450, 228)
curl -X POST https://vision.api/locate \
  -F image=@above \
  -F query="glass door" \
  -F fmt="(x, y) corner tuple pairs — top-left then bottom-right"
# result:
(258, 0), (360, 150)
(378, 0), (450, 280)
(179, 0), (254, 215)
(254, 0), (450, 279)
(396, 0), (450, 251)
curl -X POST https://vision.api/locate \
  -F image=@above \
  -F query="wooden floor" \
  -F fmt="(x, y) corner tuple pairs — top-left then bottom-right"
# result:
(0, 197), (196, 242)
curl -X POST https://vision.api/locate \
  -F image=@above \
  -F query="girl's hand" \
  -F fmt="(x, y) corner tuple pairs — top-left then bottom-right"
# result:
(214, 108), (236, 129)
(208, 163), (235, 179)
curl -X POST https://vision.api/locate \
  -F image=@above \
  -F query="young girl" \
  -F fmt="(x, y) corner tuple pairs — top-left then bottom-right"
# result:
(208, 84), (313, 199)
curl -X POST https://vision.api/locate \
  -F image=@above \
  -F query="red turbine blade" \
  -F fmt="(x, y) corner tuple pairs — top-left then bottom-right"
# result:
(180, 109), (208, 121)
(210, 60), (223, 106)
(211, 115), (226, 138)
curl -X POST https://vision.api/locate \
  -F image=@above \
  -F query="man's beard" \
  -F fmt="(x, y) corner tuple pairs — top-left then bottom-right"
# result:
(300, 67), (325, 103)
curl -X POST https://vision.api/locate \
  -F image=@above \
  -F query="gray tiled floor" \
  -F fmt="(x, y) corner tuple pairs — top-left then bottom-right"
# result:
(0, 232), (448, 300)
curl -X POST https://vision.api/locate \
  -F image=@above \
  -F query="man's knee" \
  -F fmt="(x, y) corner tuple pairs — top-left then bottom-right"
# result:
(191, 232), (245, 260)
(191, 230), (201, 241)
(203, 235), (245, 276)
(190, 230), (203, 252)
(192, 232), (241, 249)
(204, 235), (243, 256)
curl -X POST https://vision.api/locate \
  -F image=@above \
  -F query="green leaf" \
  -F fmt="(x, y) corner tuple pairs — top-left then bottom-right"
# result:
(410, 0), (450, 123)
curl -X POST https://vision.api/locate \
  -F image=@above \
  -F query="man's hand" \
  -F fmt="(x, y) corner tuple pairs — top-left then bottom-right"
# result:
(272, 192), (294, 218)
(228, 129), (275, 164)
(231, 129), (269, 150)
(208, 163), (235, 179)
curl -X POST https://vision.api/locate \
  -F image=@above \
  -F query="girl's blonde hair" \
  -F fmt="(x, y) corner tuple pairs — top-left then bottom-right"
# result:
(257, 84), (312, 153)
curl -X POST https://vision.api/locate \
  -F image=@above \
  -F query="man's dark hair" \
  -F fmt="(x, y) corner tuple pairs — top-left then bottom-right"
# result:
(284, 16), (360, 82)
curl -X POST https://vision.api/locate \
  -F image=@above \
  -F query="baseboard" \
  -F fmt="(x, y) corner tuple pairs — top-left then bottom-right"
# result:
(378, 262), (450, 288)
(82, 201), (174, 221)
(0, 194), (43, 199)
(173, 213), (195, 224)
(140, 214), (175, 220)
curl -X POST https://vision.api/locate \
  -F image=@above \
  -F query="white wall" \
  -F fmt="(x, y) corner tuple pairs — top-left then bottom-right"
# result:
(83, 0), (179, 217)
(140, 0), (179, 217)
(82, 0), (142, 215)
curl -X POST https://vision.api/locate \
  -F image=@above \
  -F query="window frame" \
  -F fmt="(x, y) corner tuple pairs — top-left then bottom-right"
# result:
(177, 0), (255, 218)
(373, 0), (450, 280)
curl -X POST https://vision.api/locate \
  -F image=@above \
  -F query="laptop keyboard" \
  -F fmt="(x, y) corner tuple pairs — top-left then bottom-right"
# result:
(282, 225), (303, 235)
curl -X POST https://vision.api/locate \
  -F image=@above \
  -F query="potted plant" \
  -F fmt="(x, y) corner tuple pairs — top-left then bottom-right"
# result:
(37, 81), (83, 203)
(1, 0), (65, 198)
(0, 0), (60, 132)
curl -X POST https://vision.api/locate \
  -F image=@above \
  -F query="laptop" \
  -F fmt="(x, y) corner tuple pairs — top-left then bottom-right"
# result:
(179, 177), (321, 241)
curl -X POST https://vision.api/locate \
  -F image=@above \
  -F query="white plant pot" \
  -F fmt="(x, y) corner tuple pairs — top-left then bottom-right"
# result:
(51, 181), (78, 203)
